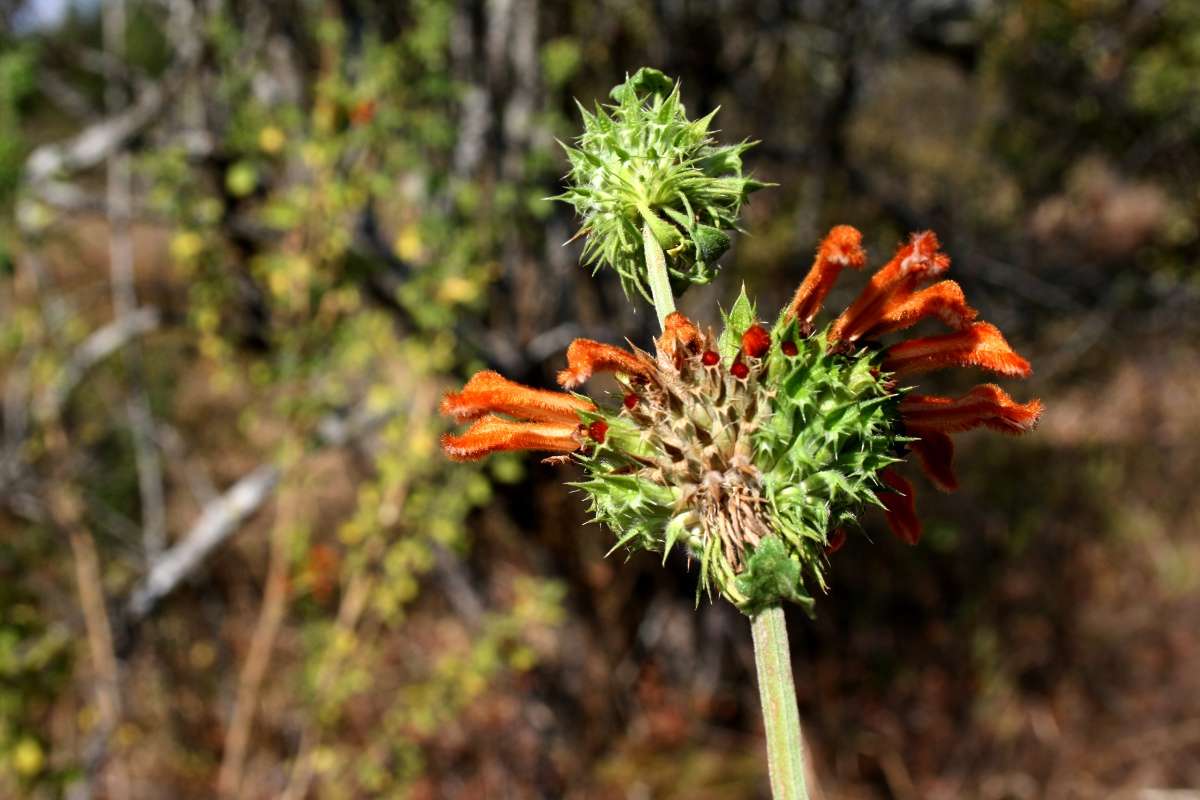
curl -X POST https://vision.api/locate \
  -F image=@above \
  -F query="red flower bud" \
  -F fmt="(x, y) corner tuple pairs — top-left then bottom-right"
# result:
(588, 419), (609, 443)
(701, 350), (720, 366)
(781, 340), (799, 357)
(731, 362), (749, 380)
(740, 324), (771, 359)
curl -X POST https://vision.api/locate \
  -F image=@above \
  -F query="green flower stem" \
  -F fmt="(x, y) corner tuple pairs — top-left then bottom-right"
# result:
(751, 605), (810, 800)
(642, 220), (676, 330)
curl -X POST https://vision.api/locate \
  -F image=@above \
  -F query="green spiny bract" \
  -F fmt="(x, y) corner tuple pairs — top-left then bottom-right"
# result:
(574, 290), (901, 616)
(555, 67), (763, 303)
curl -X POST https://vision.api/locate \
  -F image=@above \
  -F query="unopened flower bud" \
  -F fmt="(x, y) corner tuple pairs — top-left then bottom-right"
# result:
(741, 324), (771, 359)
(556, 67), (764, 303)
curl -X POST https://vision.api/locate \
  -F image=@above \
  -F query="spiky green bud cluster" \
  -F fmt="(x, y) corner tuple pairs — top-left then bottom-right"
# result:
(575, 290), (901, 615)
(556, 68), (762, 302)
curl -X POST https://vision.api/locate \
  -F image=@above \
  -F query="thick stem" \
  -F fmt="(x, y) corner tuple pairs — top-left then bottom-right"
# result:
(641, 220), (676, 330)
(751, 605), (810, 800)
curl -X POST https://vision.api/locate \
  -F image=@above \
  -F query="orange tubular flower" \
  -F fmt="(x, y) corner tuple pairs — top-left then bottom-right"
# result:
(782, 225), (1041, 544)
(440, 370), (595, 423)
(870, 280), (977, 337)
(441, 415), (583, 462)
(440, 370), (600, 462)
(882, 322), (1031, 379)
(899, 385), (1044, 435)
(786, 225), (867, 328)
(557, 338), (655, 389)
(829, 231), (950, 343)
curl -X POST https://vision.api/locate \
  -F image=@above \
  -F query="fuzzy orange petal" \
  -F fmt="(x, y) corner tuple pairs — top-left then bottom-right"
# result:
(909, 431), (958, 492)
(900, 384), (1044, 435)
(786, 225), (867, 325)
(440, 370), (595, 424)
(830, 231), (950, 343)
(557, 339), (654, 389)
(440, 415), (581, 462)
(883, 322), (1032, 379)
(879, 469), (921, 545)
(870, 280), (978, 337)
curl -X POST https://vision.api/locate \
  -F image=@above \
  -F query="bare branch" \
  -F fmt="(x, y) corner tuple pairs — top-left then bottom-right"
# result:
(23, 0), (200, 188)
(124, 465), (281, 624)
(39, 308), (161, 423)
(120, 403), (391, 633)
(24, 84), (171, 185)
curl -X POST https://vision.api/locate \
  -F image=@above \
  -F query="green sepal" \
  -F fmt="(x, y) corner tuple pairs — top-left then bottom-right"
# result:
(733, 537), (815, 618)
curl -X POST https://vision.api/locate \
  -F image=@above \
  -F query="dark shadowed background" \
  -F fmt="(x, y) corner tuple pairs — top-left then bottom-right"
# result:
(2, 1), (1198, 798)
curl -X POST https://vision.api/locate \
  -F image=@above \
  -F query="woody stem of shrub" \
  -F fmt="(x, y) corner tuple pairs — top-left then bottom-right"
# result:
(642, 221), (676, 328)
(752, 605), (810, 799)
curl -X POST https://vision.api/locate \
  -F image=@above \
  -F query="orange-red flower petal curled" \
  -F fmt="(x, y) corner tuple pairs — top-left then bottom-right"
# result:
(900, 384), (1044, 435)
(440, 415), (582, 462)
(662, 311), (703, 351)
(830, 231), (950, 343)
(658, 312), (704, 365)
(883, 322), (1032, 379)
(870, 280), (978, 337)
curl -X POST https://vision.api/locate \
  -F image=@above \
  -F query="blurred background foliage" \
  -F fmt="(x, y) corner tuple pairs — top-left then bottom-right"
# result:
(1, 1), (1198, 798)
